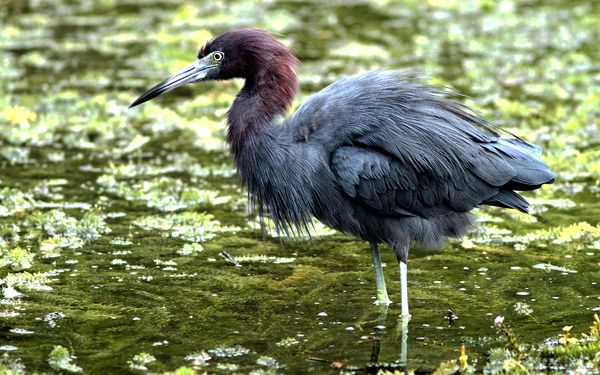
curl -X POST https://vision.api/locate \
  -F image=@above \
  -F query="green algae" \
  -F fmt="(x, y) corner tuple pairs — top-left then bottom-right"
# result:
(177, 243), (203, 256)
(47, 346), (82, 373)
(28, 210), (110, 241)
(128, 352), (157, 371)
(133, 212), (239, 242)
(3, 272), (52, 292)
(0, 0), (599, 373)
(97, 175), (228, 212)
(0, 246), (34, 271)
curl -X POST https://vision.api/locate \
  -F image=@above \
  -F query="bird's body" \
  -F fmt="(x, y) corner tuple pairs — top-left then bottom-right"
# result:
(131, 28), (555, 316)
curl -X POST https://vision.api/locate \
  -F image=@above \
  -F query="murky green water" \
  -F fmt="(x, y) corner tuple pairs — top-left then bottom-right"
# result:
(1, 0), (599, 373)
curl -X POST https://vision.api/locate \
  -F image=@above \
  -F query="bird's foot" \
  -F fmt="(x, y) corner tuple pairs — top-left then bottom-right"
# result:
(373, 296), (392, 305)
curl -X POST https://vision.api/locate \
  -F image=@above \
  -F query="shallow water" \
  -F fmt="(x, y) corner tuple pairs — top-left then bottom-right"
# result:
(1, 0), (599, 373)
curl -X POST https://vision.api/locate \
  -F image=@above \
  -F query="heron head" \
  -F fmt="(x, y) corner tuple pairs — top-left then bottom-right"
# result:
(129, 28), (298, 108)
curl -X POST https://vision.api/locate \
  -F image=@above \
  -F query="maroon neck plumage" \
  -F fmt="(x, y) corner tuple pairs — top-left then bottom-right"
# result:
(221, 30), (299, 157)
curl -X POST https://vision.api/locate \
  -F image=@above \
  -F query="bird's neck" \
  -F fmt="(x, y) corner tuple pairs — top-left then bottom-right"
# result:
(226, 64), (298, 158)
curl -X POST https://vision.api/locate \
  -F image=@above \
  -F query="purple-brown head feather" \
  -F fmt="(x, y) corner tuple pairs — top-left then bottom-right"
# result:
(201, 29), (300, 154)
(200, 28), (298, 100)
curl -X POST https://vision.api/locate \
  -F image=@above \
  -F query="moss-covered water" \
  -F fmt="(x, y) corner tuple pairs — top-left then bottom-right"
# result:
(1, 0), (599, 373)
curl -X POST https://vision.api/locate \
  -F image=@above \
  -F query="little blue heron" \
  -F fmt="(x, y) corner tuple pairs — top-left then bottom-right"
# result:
(130, 28), (555, 317)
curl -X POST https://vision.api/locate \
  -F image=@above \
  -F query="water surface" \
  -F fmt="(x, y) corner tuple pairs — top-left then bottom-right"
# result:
(1, 0), (599, 373)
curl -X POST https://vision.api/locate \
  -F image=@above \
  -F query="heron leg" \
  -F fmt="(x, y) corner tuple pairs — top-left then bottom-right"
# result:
(370, 242), (391, 305)
(399, 261), (411, 318)
(391, 242), (411, 318)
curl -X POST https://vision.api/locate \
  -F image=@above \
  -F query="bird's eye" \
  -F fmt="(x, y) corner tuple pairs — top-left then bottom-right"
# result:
(213, 51), (224, 62)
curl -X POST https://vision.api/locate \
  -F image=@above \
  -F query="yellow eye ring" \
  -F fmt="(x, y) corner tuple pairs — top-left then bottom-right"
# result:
(214, 51), (224, 61)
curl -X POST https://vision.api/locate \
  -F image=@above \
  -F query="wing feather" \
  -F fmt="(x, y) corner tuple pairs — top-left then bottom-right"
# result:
(288, 70), (554, 216)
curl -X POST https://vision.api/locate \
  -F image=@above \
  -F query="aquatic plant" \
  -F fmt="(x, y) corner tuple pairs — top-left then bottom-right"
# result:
(207, 346), (250, 358)
(177, 243), (204, 256)
(28, 210), (110, 241)
(0, 246), (34, 271)
(3, 272), (52, 292)
(133, 212), (239, 242)
(47, 346), (82, 373)
(127, 352), (156, 371)
(97, 175), (228, 212)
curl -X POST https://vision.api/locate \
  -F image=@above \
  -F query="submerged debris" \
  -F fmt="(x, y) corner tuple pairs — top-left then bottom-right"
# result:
(445, 308), (459, 326)
(219, 251), (241, 267)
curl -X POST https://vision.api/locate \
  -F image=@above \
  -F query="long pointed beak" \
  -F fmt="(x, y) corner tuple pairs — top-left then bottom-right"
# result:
(129, 59), (215, 108)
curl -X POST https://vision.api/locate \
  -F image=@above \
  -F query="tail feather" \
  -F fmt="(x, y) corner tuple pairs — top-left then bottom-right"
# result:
(484, 189), (529, 213)
(492, 137), (555, 191)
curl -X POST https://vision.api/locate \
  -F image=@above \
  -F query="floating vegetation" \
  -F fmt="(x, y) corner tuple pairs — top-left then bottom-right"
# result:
(216, 362), (240, 371)
(234, 254), (296, 264)
(0, 188), (34, 214)
(207, 346), (250, 358)
(487, 315), (600, 373)
(9, 328), (34, 335)
(256, 355), (284, 369)
(110, 237), (133, 246)
(0, 246), (34, 271)
(472, 221), (600, 248)
(185, 351), (211, 368)
(2, 286), (23, 299)
(177, 243), (204, 256)
(249, 217), (337, 238)
(3, 272), (52, 292)
(28, 210), (110, 241)
(97, 175), (229, 212)
(532, 263), (577, 274)
(127, 352), (156, 371)
(40, 236), (84, 256)
(47, 346), (82, 373)
(43, 312), (65, 328)
(133, 212), (239, 242)
(276, 337), (300, 347)
(513, 302), (534, 316)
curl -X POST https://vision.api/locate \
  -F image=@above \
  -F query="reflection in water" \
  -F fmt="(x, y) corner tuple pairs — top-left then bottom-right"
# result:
(398, 316), (409, 367)
(366, 304), (409, 372)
